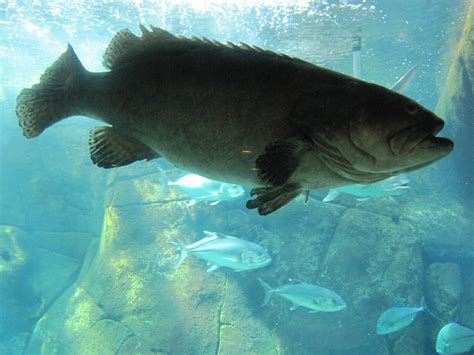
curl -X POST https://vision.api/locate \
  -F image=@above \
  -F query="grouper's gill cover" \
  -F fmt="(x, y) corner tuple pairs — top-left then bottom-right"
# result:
(15, 25), (454, 215)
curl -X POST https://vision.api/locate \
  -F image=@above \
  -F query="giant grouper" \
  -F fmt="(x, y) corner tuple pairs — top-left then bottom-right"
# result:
(16, 25), (453, 215)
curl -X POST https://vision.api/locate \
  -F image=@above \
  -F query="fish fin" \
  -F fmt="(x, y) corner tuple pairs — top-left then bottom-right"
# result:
(203, 231), (215, 237)
(206, 264), (220, 273)
(323, 189), (340, 202)
(104, 25), (308, 71)
(171, 239), (188, 269)
(103, 26), (178, 69)
(209, 232), (232, 239)
(290, 304), (300, 311)
(185, 234), (218, 250)
(255, 137), (311, 186)
(257, 278), (274, 306)
(288, 278), (303, 283)
(246, 183), (302, 215)
(16, 44), (85, 138)
(89, 126), (160, 168)
(420, 296), (443, 322)
(390, 65), (419, 94)
(303, 190), (310, 203)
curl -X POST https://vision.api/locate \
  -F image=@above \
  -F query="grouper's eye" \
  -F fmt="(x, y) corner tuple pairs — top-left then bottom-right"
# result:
(405, 102), (419, 115)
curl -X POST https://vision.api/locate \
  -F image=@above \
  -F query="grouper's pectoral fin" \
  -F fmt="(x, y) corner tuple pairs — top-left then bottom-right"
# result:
(89, 126), (160, 168)
(246, 183), (302, 216)
(254, 137), (311, 186)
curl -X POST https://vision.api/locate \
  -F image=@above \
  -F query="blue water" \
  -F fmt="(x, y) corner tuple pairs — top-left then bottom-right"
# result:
(0, 1), (472, 354)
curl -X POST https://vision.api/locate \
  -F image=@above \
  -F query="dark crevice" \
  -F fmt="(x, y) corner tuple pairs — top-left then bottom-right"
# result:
(316, 208), (347, 280)
(114, 331), (134, 355)
(215, 274), (228, 355)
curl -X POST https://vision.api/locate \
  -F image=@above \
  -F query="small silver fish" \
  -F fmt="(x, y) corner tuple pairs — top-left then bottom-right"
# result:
(436, 322), (474, 354)
(258, 278), (346, 313)
(167, 173), (245, 206)
(376, 297), (429, 335)
(172, 231), (272, 272)
(323, 174), (410, 202)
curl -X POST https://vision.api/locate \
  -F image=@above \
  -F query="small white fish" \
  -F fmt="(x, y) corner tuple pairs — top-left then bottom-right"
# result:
(166, 173), (245, 206)
(172, 231), (272, 272)
(436, 322), (474, 354)
(258, 278), (346, 313)
(323, 174), (410, 202)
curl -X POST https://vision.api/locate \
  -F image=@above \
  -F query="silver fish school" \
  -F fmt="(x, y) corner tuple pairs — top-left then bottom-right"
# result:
(258, 278), (346, 313)
(172, 231), (272, 272)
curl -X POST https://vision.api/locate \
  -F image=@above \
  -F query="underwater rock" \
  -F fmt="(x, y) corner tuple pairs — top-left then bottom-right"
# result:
(71, 319), (133, 354)
(426, 262), (463, 321)
(0, 225), (29, 284)
(25, 171), (277, 354)
(316, 208), (425, 353)
(26, 285), (106, 354)
(0, 226), (42, 341)
(29, 231), (96, 260)
(32, 248), (81, 307)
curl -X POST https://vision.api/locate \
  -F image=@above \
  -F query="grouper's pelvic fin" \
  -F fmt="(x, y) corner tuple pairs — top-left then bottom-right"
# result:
(16, 44), (85, 138)
(89, 126), (160, 168)
(257, 278), (275, 306)
(246, 183), (303, 216)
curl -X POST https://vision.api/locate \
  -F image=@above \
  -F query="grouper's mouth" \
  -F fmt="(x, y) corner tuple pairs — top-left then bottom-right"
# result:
(388, 118), (449, 156)
(313, 119), (453, 183)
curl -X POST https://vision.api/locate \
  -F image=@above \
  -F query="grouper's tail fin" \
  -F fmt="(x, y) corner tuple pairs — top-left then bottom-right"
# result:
(16, 44), (86, 138)
(257, 278), (275, 306)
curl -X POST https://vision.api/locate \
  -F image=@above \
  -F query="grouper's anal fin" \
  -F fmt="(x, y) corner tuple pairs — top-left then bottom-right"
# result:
(89, 126), (160, 168)
(246, 183), (302, 216)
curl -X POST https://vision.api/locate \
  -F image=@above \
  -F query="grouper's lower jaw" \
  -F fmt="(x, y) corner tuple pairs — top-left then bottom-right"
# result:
(415, 135), (454, 153)
(321, 134), (453, 184)
(397, 136), (454, 174)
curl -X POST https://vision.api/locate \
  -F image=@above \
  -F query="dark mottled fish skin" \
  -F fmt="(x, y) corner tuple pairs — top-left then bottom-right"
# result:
(16, 26), (453, 215)
(80, 38), (348, 187)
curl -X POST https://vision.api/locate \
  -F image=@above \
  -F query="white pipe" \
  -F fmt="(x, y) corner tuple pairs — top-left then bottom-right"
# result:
(352, 34), (361, 79)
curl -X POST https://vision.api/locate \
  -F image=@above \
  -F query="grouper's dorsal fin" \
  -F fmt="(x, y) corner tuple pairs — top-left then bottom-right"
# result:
(103, 25), (178, 69)
(103, 25), (307, 70)
(103, 29), (140, 69)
